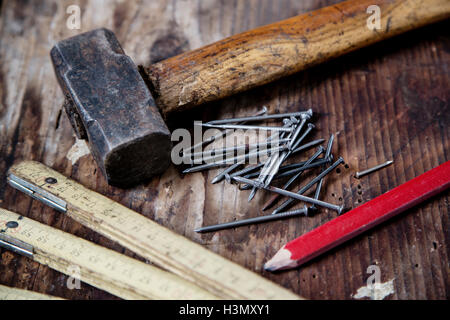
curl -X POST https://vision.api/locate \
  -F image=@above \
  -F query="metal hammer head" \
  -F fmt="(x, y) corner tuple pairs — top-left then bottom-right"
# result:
(51, 28), (171, 187)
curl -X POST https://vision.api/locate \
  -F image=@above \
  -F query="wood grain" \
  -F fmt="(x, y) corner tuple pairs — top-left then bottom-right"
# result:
(0, 0), (449, 300)
(145, 0), (450, 115)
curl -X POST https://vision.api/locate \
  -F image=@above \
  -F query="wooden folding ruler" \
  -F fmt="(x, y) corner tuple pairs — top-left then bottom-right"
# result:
(7, 161), (300, 300)
(0, 208), (217, 299)
(0, 284), (63, 300)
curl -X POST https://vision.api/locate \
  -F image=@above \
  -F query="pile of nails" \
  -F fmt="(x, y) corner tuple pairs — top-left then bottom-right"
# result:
(182, 107), (345, 233)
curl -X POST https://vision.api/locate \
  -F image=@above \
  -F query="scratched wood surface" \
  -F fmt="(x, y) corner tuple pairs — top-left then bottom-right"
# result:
(0, 0), (448, 300)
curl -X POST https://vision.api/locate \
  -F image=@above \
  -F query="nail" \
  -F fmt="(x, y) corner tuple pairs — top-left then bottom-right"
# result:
(226, 163), (265, 182)
(201, 123), (294, 132)
(271, 157), (345, 214)
(291, 138), (325, 154)
(182, 145), (287, 173)
(184, 107), (267, 154)
(275, 157), (332, 179)
(233, 176), (344, 213)
(260, 151), (285, 187)
(262, 122), (316, 188)
(262, 146), (325, 211)
(239, 184), (253, 191)
(291, 123), (315, 151)
(183, 138), (290, 159)
(310, 134), (335, 212)
(355, 160), (394, 179)
(206, 109), (312, 125)
(239, 183), (253, 190)
(248, 149), (284, 201)
(276, 207), (310, 216)
(255, 120), (304, 186)
(183, 162), (229, 174)
(324, 134), (335, 160)
(238, 157), (331, 190)
(287, 112), (312, 150)
(194, 205), (309, 233)
(289, 116), (300, 124)
(211, 161), (243, 184)
(246, 119), (295, 202)
(257, 125), (318, 180)
(247, 187), (258, 202)
(243, 158), (329, 180)
(278, 160), (312, 172)
(192, 139), (289, 164)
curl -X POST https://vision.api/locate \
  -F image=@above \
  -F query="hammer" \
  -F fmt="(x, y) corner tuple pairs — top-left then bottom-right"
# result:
(51, 0), (449, 187)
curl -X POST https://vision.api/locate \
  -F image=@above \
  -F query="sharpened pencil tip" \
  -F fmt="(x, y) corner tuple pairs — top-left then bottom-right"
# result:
(264, 247), (295, 271)
(263, 264), (277, 272)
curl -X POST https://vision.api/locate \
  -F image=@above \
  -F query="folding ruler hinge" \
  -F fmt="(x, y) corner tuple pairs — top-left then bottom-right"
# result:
(7, 174), (67, 213)
(0, 233), (34, 258)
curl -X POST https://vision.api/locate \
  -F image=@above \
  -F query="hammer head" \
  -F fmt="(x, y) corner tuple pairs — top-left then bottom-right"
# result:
(51, 28), (171, 187)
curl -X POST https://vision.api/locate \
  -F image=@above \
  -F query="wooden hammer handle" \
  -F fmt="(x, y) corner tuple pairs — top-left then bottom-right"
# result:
(144, 0), (450, 115)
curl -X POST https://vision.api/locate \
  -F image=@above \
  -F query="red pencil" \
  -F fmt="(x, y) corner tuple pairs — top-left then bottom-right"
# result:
(264, 160), (450, 271)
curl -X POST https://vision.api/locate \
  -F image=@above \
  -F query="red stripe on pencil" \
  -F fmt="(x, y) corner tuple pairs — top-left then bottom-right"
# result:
(264, 160), (450, 271)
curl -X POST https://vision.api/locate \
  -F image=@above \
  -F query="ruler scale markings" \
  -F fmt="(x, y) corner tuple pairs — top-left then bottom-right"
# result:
(7, 161), (300, 300)
(0, 208), (218, 300)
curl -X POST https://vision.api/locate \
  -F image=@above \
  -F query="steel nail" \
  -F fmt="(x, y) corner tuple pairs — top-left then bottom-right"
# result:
(254, 118), (297, 190)
(291, 123), (315, 151)
(243, 158), (328, 180)
(206, 110), (312, 125)
(248, 149), (281, 201)
(271, 157), (345, 214)
(239, 183), (253, 190)
(201, 123), (294, 132)
(262, 146), (325, 210)
(247, 119), (295, 202)
(184, 107), (267, 155)
(183, 138), (290, 159)
(227, 163), (265, 182)
(182, 145), (288, 173)
(233, 176), (344, 213)
(261, 123), (316, 181)
(190, 139), (289, 164)
(262, 123), (316, 187)
(310, 134), (335, 212)
(239, 157), (331, 190)
(194, 205), (309, 233)
(287, 112), (312, 150)
(355, 160), (394, 179)
(237, 140), (323, 185)
(275, 157), (332, 179)
(291, 138), (325, 154)
(324, 134), (335, 160)
(211, 161), (244, 184)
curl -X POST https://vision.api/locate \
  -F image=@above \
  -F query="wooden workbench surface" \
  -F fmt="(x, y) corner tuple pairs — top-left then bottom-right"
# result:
(0, 0), (448, 300)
